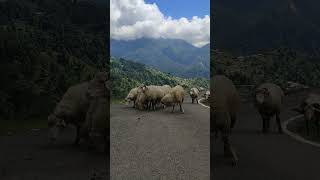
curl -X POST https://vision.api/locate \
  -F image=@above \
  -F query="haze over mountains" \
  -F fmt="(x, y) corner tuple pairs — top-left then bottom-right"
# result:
(111, 38), (210, 78)
(214, 0), (320, 55)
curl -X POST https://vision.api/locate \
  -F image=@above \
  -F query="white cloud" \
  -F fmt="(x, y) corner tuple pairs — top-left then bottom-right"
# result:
(110, 0), (210, 47)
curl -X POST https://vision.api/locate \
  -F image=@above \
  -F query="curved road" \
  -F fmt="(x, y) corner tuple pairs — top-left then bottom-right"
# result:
(213, 89), (320, 180)
(111, 98), (210, 180)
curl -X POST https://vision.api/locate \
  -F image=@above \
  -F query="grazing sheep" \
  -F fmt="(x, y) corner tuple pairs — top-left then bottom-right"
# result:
(211, 75), (240, 165)
(190, 87), (200, 104)
(48, 82), (90, 144)
(48, 71), (108, 145)
(161, 85), (185, 113)
(254, 83), (284, 133)
(125, 87), (138, 108)
(293, 93), (320, 136)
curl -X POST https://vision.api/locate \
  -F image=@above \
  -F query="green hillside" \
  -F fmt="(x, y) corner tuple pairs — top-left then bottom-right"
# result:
(111, 57), (209, 100)
(0, 0), (107, 121)
(212, 48), (320, 89)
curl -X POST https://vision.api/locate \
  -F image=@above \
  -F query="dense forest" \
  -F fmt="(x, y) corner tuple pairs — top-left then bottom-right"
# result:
(111, 57), (209, 100)
(0, 0), (107, 121)
(212, 48), (320, 89)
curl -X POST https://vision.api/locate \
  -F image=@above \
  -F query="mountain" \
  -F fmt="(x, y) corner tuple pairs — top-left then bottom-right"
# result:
(111, 38), (210, 78)
(110, 57), (209, 100)
(214, 0), (320, 55)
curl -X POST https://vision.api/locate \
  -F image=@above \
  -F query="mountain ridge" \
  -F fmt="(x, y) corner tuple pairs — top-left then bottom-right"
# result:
(111, 38), (210, 78)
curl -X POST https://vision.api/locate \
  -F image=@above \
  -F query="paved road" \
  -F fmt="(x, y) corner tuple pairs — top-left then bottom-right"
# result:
(213, 89), (320, 180)
(111, 98), (210, 180)
(0, 128), (107, 180)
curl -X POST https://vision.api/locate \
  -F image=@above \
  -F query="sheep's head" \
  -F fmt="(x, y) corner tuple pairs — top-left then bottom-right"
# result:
(254, 88), (269, 105)
(48, 114), (67, 143)
(161, 94), (174, 106)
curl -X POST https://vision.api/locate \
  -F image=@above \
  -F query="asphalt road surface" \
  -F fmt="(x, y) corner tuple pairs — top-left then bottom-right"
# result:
(0, 127), (107, 180)
(111, 98), (210, 180)
(213, 89), (320, 180)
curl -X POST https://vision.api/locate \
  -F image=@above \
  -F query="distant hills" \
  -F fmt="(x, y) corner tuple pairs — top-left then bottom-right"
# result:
(110, 57), (209, 99)
(111, 38), (210, 78)
(214, 0), (320, 55)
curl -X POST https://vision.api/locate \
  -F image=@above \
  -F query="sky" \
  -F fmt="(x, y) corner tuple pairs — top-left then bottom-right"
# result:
(144, 0), (210, 19)
(110, 0), (210, 47)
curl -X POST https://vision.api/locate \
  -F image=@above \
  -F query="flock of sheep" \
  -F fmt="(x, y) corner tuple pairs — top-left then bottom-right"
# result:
(125, 84), (210, 113)
(213, 75), (320, 166)
(47, 72), (109, 151)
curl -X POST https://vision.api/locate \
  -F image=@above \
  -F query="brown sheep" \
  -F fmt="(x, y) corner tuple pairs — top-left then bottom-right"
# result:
(254, 83), (284, 133)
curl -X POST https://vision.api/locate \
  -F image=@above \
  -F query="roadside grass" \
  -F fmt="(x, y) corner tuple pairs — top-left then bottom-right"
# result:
(111, 98), (126, 105)
(0, 118), (47, 136)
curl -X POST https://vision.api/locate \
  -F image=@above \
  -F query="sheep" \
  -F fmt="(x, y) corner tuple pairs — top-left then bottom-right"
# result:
(161, 85), (172, 95)
(211, 75), (240, 165)
(81, 97), (108, 151)
(254, 83), (284, 133)
(81, 72), (108, 151)
(205, 90), (211, 100)
(161, 85), (185, 113)
(293, 93), (320, 136)
(125, 87), (138, 108)
(135, 85), (168, 111)
(189, 87), (200, 104)
(48, 82), (90, 145)
(48, 71), (108, 145)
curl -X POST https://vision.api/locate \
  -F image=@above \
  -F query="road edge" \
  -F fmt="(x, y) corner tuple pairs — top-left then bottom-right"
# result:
(282, 115), (320, 148)
(198, 98), (210, 109)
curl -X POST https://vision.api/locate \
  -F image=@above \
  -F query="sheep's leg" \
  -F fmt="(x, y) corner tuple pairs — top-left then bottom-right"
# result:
(192, 98), (194, 104)
(196, 98), (199, 104)
(172, 104), (175, 113)
(133, 100), (135, 108)
(179, 103), (184, 113)
(276, 113), (283, 133)
(222, 134), (238, 166)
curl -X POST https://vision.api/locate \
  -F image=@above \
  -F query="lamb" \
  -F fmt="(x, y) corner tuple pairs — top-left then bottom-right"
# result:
(293, 93), (320, 135)
(254, 83), (284, 133)
(211, 75), (240, 165)
(189, 87), (200, 104)
(161, 85), (185, 113)
(125, 87), (138, 108)
(48, 82), (90, 144)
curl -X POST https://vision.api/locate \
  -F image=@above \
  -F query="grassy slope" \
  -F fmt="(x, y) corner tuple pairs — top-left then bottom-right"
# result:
(111, 57), (209, 101)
